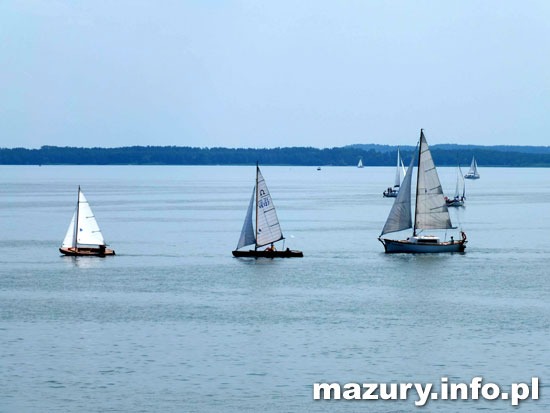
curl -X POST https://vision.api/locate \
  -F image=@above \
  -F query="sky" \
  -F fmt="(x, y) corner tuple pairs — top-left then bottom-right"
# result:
(1, 0), (549, 148)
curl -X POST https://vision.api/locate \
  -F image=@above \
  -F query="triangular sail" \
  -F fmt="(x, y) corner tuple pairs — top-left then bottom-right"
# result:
(62, 210), (76, 248)
(414, 131), (453, 231)
(394, 148), (402, 187)
(358, 158), (363, 168)
(453, 166), (460, 198)
(255, 167), (283, 247)
(468, 157), (476, 174)
(236, 186), (256, 250)
(76, 190), (106, 246)
(459, 165), (465, 197)
(381, 151), (415, 236)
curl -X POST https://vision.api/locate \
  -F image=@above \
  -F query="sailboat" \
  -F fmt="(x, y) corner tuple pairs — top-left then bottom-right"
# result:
(59, 186), (115, 256)
(383, 147), (406, 197)
(357, 157), (364, 168)
(378, 130), (467, 253)
(445, 165), (466, 207)
(232, 163), (303, 258)
(464, 156), (480, 179)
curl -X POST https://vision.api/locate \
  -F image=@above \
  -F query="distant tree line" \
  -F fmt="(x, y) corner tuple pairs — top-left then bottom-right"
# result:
(1, 145), (550, 167)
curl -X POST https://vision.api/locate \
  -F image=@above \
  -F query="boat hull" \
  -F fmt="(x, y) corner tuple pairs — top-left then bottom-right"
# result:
(446, 200), (464, 207)
(232, 249), (303, 258)
(379, 238), (466, 253)
(464, 175), (479, 179)
(383, 191), (398, 198)
(59, 247), (115, 256)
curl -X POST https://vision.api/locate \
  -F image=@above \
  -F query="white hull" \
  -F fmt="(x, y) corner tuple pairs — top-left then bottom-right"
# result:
(464, 174), (479, 179)
(379, 238), (466, 253)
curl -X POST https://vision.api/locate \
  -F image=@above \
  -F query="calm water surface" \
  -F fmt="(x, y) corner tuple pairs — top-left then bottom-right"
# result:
(1, 165), (549, 412)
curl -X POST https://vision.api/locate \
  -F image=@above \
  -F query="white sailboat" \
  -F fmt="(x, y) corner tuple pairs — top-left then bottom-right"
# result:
(59, 186), (115, 256)
(232, 163), (303, 258)
(357, 157), (364, 168)
(445, 165), (466, 207)
(378, 130), (467, 253)
(383, 147), (406, 197)
(464, 156), (480, 179)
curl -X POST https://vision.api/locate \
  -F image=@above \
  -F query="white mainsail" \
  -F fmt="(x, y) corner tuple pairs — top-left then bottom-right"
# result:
(62, 210), (76, 248)
(236, 186), (256, 250)
(394, 148), (402, 187)
(414, 131), (453, 231)
(76, 190), (106, 246)
(358, 158), (363, 168)
(459, 165), (465, 198)
(381, 151), (415, 235)
(255, 167), (283, 247)
(454, 165), (466, 198)
(468, 157), (478, 175)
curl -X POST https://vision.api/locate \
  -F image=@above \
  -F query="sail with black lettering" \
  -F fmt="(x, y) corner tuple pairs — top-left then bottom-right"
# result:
(255, 167), (283, 247)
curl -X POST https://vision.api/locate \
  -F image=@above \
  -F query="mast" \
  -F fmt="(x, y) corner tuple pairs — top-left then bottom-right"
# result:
(73, 186), (80, 249)
(255, 161), (259, 251)
(413, 130), (423, 236)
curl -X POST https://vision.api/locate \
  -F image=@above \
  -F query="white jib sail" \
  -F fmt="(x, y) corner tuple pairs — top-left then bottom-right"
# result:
(76, 190), (106, 246)
(381, 151), (415, 236)
(459, 165), (465, 197)
(255, 167), (283, 247)
(358, 158), (363, 167)
(454, 167), (460, 198)
(236, 186), (256, 250)
(415, 132), (453, 230)
(468, 157), (476, 174)
(62, 210), (76, 248)
(394, 148), (402, 187)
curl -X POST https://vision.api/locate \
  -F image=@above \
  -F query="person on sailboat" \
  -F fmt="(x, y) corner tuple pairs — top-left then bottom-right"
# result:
(265, 243), (276, 252)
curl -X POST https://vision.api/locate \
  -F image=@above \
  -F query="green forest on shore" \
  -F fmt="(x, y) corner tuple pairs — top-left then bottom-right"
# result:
(1, 145), (550, 167)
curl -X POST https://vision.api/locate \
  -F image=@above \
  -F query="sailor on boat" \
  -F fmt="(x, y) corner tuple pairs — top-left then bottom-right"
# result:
(378, 129), (467, 253)
(232, 162), (303, 258)
(59, 186), (115, 256)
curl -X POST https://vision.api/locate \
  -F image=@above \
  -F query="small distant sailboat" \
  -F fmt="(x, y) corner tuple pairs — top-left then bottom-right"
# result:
(464, 156), (480, 179)
(383, 147), (406, 197)
(317, 166), (322, 171)
(357, 157), (364, 168)
(445, 165), (466, 207)
(59, 186), (115, 256)
(232, 163), (303, 258)
(378, 130), (467, 253)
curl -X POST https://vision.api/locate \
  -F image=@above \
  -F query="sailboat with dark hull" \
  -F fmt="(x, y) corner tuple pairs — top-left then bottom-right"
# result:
(59, 186), (115, 256)
(378, 130), (467, 253)
(232, 164), (303, 258)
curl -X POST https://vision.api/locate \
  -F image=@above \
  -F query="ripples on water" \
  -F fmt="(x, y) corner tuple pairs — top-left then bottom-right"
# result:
(0, 166), (549, 412)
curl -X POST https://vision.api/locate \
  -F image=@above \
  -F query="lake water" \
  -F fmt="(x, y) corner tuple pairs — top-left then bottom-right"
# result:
(1, 165), (549, 412)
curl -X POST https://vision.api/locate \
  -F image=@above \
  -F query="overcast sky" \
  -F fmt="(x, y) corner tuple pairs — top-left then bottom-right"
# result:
(1, 1), (549, 148)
